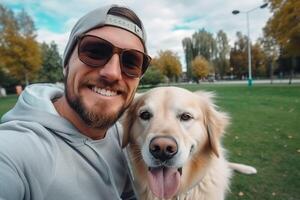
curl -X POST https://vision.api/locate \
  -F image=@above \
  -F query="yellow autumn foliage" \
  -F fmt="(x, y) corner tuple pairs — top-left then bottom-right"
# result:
(0, 4), (41, 84)
(151, 50), (182, 81)
(265, 0), (300, 56)
(191, 56), (210, 79)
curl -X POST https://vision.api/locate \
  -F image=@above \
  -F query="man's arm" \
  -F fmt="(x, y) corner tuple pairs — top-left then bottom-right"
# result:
(0, 154), (25, 200)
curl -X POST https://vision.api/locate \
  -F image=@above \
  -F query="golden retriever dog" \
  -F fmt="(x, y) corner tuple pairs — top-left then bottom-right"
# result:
(122, 87), (256, 200)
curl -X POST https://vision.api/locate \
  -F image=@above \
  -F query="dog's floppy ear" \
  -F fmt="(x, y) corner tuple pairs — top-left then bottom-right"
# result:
(121, 92), (144, 148)
(206, 124), (220, 157)
(120, 108), (132, 148)
(194, 91), (230, 157)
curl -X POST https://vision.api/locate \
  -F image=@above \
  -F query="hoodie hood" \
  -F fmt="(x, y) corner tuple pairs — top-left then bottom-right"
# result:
(1, 83), (88, 142)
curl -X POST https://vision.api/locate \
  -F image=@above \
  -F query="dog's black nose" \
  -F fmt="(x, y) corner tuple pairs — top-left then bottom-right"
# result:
(149, 136), (178, 161)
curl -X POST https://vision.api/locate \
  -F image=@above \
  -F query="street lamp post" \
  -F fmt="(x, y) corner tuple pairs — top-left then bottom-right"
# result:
(232, 3), (268, 86)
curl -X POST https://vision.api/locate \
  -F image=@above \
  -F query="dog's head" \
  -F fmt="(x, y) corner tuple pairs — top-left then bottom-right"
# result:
(122, 87), (229, 199)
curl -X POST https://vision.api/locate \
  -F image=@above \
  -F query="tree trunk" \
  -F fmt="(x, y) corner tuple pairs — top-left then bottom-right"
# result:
(270, 60), (274, 84)
(288, 57), (296, 85)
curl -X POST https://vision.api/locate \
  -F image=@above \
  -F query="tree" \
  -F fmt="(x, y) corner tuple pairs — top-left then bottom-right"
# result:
(182, 28), (217, 81)
(229, 32), (248, 79)
(0, 5), (41, 85)
(215, 30), (230, 79)
(139, 65), (164, 86)
(0, 68), (18, 93)
(191, 56), (210, 81)
(37, 42), (63, 83)
(251, 42), (267, 77)
(264, 0), (300, 57)
(182, 37), (193, 81)
(192, 28), (217, 61)
(259, 36), (279, 83)
(151, 50), (182, 82)
(0, 4), (17, 72)
(264, 0), (300, 84)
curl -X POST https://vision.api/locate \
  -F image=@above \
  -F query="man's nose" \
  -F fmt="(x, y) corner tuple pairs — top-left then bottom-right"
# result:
(98, 53), (122, 81)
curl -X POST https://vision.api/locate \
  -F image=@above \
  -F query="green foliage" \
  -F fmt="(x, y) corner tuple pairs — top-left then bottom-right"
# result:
(140, 66), (164, 86)
(182, 37), (193, 80)
(37, 42), (63, 83)
(183, 29), (230, 80)
(182, 29), (217, 81)
(215, 30), (230, 79)
(191, 28), (217, 61)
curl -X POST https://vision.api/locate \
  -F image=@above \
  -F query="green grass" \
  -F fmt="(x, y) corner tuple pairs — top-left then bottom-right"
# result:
(176, 84), (300, 200)
(0, 84), (299, 199)
(0, 94), (18, 117)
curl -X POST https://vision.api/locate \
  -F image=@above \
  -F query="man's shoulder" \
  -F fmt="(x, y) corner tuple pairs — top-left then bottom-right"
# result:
(0, 119), (53, 139)
(0, 120), (57, 163)
(0, 120), (58, 199)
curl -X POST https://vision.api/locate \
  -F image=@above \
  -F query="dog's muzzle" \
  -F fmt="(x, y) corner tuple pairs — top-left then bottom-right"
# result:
(149, 136), (178, 162)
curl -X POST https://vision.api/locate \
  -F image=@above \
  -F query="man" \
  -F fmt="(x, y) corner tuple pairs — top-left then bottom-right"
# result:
(0, 4), (151, 200)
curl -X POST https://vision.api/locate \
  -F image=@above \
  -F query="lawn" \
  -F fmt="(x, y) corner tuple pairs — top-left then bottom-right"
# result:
(179, 84), (300, 200)
(0, 94), (18, 117)
(0, 84), (299, 199)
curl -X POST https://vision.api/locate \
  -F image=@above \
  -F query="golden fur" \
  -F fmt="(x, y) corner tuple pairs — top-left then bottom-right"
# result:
(122, 87), (255, 200)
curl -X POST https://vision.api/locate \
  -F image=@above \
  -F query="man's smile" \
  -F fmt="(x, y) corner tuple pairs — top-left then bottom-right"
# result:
(91, 86), (118, 97)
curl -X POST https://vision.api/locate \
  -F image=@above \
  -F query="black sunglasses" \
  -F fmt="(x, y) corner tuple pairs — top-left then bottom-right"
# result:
(77, 34), (151, 78)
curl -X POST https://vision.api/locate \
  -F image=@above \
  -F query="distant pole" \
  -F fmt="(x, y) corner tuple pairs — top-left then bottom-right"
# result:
(232, 3), (268, 86)
(246, 12), (252, 86)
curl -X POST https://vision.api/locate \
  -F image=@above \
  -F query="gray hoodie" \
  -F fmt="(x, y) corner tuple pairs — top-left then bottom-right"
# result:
(0, 84), (134, 200)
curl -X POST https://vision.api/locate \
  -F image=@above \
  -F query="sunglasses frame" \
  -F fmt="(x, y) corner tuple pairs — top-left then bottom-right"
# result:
(77, 34), (151, 78)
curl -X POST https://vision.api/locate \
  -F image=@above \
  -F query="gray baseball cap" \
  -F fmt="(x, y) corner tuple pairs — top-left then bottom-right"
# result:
(62, 4), (147, 69)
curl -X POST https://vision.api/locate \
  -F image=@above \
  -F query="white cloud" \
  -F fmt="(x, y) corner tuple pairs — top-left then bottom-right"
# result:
(36, 29), (70, 56)
(3, 0), (272, 69)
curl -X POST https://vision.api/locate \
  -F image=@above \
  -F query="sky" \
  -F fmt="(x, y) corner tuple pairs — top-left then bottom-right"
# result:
(2, 0), (272, 70)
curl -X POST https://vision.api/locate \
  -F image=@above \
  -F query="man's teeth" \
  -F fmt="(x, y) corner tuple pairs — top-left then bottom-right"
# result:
(92, 87), (117, 96)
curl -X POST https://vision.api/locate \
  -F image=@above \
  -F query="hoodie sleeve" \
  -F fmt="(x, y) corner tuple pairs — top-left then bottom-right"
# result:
(0, 152), (25, 200)
(0, 121), (57, 200)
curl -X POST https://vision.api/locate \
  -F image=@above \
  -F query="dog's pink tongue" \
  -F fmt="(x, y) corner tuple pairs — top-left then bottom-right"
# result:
(147, 167), (180, 199)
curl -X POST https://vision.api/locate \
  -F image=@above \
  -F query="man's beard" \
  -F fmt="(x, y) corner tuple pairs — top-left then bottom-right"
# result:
(66, 91), (126, 129)
(63, 70), (134, 129)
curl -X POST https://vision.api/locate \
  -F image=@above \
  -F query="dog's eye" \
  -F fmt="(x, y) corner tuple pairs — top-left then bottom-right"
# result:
(179, 113), (193, 121)
(139, 111), (152, 120)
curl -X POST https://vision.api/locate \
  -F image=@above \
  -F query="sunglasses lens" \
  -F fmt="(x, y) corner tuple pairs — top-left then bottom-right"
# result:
(122, 50), (145, 77)
(78, 35), (151, 78)
(79, 36), (112, 67)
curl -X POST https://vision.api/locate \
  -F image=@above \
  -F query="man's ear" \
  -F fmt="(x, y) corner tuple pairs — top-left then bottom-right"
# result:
(195, 91), (230, 157)
(63, 64), (69, 77)
(63, 67), (67, 76)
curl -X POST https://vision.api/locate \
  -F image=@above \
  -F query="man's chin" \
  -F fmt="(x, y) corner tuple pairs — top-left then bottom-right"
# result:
(65, 84), (132, 130)
(84, 111), (121, 129)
